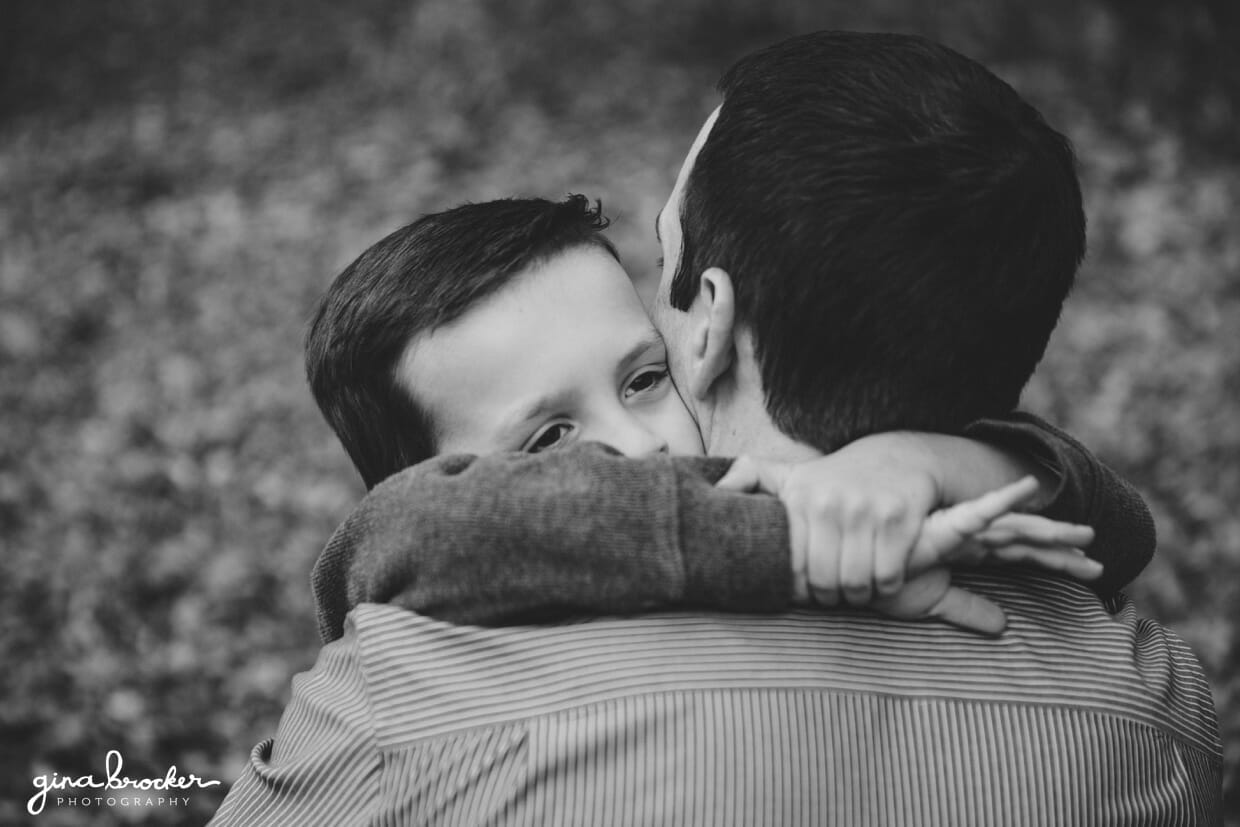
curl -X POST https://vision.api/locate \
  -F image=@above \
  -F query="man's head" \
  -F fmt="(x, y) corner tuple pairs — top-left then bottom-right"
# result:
(654, 31), (1085, 457)
(307, 195), (701, 489)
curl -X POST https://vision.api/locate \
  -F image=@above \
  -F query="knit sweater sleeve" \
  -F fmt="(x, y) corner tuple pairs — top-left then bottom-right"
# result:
(312, 443), (791, 642)
(963, 412), (1156, 596)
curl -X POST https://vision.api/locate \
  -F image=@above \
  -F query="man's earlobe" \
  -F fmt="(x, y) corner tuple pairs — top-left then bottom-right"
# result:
(688, 267), (736, 401)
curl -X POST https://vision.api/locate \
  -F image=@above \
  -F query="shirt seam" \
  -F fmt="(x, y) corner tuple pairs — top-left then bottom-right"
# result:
(346, 620), (390, 826)
(370, 683), (1222, 761)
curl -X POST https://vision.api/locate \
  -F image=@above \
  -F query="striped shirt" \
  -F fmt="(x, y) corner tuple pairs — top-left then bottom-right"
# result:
(210, 572), (1222, 826)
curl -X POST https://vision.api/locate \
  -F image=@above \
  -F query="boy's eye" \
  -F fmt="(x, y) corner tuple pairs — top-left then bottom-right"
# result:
(524, 422), (575, 454)
(625, 366), (669, 398)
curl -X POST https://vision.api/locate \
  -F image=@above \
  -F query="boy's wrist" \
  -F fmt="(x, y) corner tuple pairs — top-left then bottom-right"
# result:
(861, 431), (1046, 509)
(961, 417), (1067, 513)
(840, 431), (946, 505)
(676, 462), (793, 609)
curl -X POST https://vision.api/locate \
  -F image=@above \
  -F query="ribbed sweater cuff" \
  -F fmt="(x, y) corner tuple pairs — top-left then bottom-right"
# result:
(674, 462), (792, 610)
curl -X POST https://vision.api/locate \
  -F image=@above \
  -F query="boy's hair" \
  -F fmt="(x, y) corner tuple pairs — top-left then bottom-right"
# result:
(306, 195), (616, 489)
(670, 31), (1085, 452)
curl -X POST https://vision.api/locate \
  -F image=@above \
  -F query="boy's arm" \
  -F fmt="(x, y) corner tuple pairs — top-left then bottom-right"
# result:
(313, 414), (1153, 642)
(962, 411), (1155, 595)
(313, 444), (790, 642)
(837, 412), (1154, 596)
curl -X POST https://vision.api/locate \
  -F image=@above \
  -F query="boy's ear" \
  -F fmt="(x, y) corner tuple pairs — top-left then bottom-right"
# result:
(687, 267), (737, 401)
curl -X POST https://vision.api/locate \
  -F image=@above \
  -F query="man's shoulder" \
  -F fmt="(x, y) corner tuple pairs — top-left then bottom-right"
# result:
(343, 577), (1219, 760)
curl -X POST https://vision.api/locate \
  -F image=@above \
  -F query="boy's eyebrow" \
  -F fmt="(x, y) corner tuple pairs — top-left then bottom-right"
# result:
(618, 330), (666, 378)
(654, 211), (662, 244)
(624, 332), (664, 364)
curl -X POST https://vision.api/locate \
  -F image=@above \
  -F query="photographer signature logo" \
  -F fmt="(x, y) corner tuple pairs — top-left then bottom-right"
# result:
(28, 749), (221, 816)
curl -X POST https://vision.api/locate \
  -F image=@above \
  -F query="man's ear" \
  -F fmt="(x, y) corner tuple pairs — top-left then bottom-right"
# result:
(687, 267), (736, 401)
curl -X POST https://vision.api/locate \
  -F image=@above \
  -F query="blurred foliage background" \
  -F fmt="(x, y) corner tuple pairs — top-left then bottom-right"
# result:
(1, 1), (1236, 824)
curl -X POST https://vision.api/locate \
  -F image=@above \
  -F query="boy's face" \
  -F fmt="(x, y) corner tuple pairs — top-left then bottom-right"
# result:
(398, 245), (704, 458)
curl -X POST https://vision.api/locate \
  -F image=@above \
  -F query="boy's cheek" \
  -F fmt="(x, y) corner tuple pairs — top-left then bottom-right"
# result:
(667, 412), (706, 457)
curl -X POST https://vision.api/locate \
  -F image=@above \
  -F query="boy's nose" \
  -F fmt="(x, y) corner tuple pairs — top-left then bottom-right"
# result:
(606, 418), (668, 457)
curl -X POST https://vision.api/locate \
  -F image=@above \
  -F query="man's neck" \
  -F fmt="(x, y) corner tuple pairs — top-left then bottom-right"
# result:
(704, 393), (823, 461)
(698, 334), (824, 461)
(710, 425), (822, 461)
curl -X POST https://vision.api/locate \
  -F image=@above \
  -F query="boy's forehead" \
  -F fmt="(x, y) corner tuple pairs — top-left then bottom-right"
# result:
(397, 245), (661, 447)
(497, 246), (654, 337)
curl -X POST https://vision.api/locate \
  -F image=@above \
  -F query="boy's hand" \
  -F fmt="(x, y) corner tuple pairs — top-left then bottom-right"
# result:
(870, 567), (1007, 636)
(718, 449), (938, 607)
(878, 479), (1101, 636)
(718, 455), (1101, 635)
(913, 478), (1099, 580)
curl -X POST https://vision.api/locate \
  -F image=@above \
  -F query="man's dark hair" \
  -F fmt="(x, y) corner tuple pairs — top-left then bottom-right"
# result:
(670, 31), (1085, 452)
(306, 195), (616, 488)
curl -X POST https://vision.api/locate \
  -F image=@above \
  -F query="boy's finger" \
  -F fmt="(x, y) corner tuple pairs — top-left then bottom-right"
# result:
(785, 501), (812, 603)
(806, 518), (843, 607)
(716, 456), (789, 494)
(715, 456), (760, 492)
(990, 545), (1104, 581)
(838, 520), (876, 606)
(928, 588), (1007, 637)
(909, 511), (967, 570)
(977, 514), (1094, 548)
(874, 511), (916, 595)
(940, 476), (1039, 536)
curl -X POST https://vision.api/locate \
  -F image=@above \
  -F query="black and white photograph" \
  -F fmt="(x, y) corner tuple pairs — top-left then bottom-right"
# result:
(2, 1), (1236, 824)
